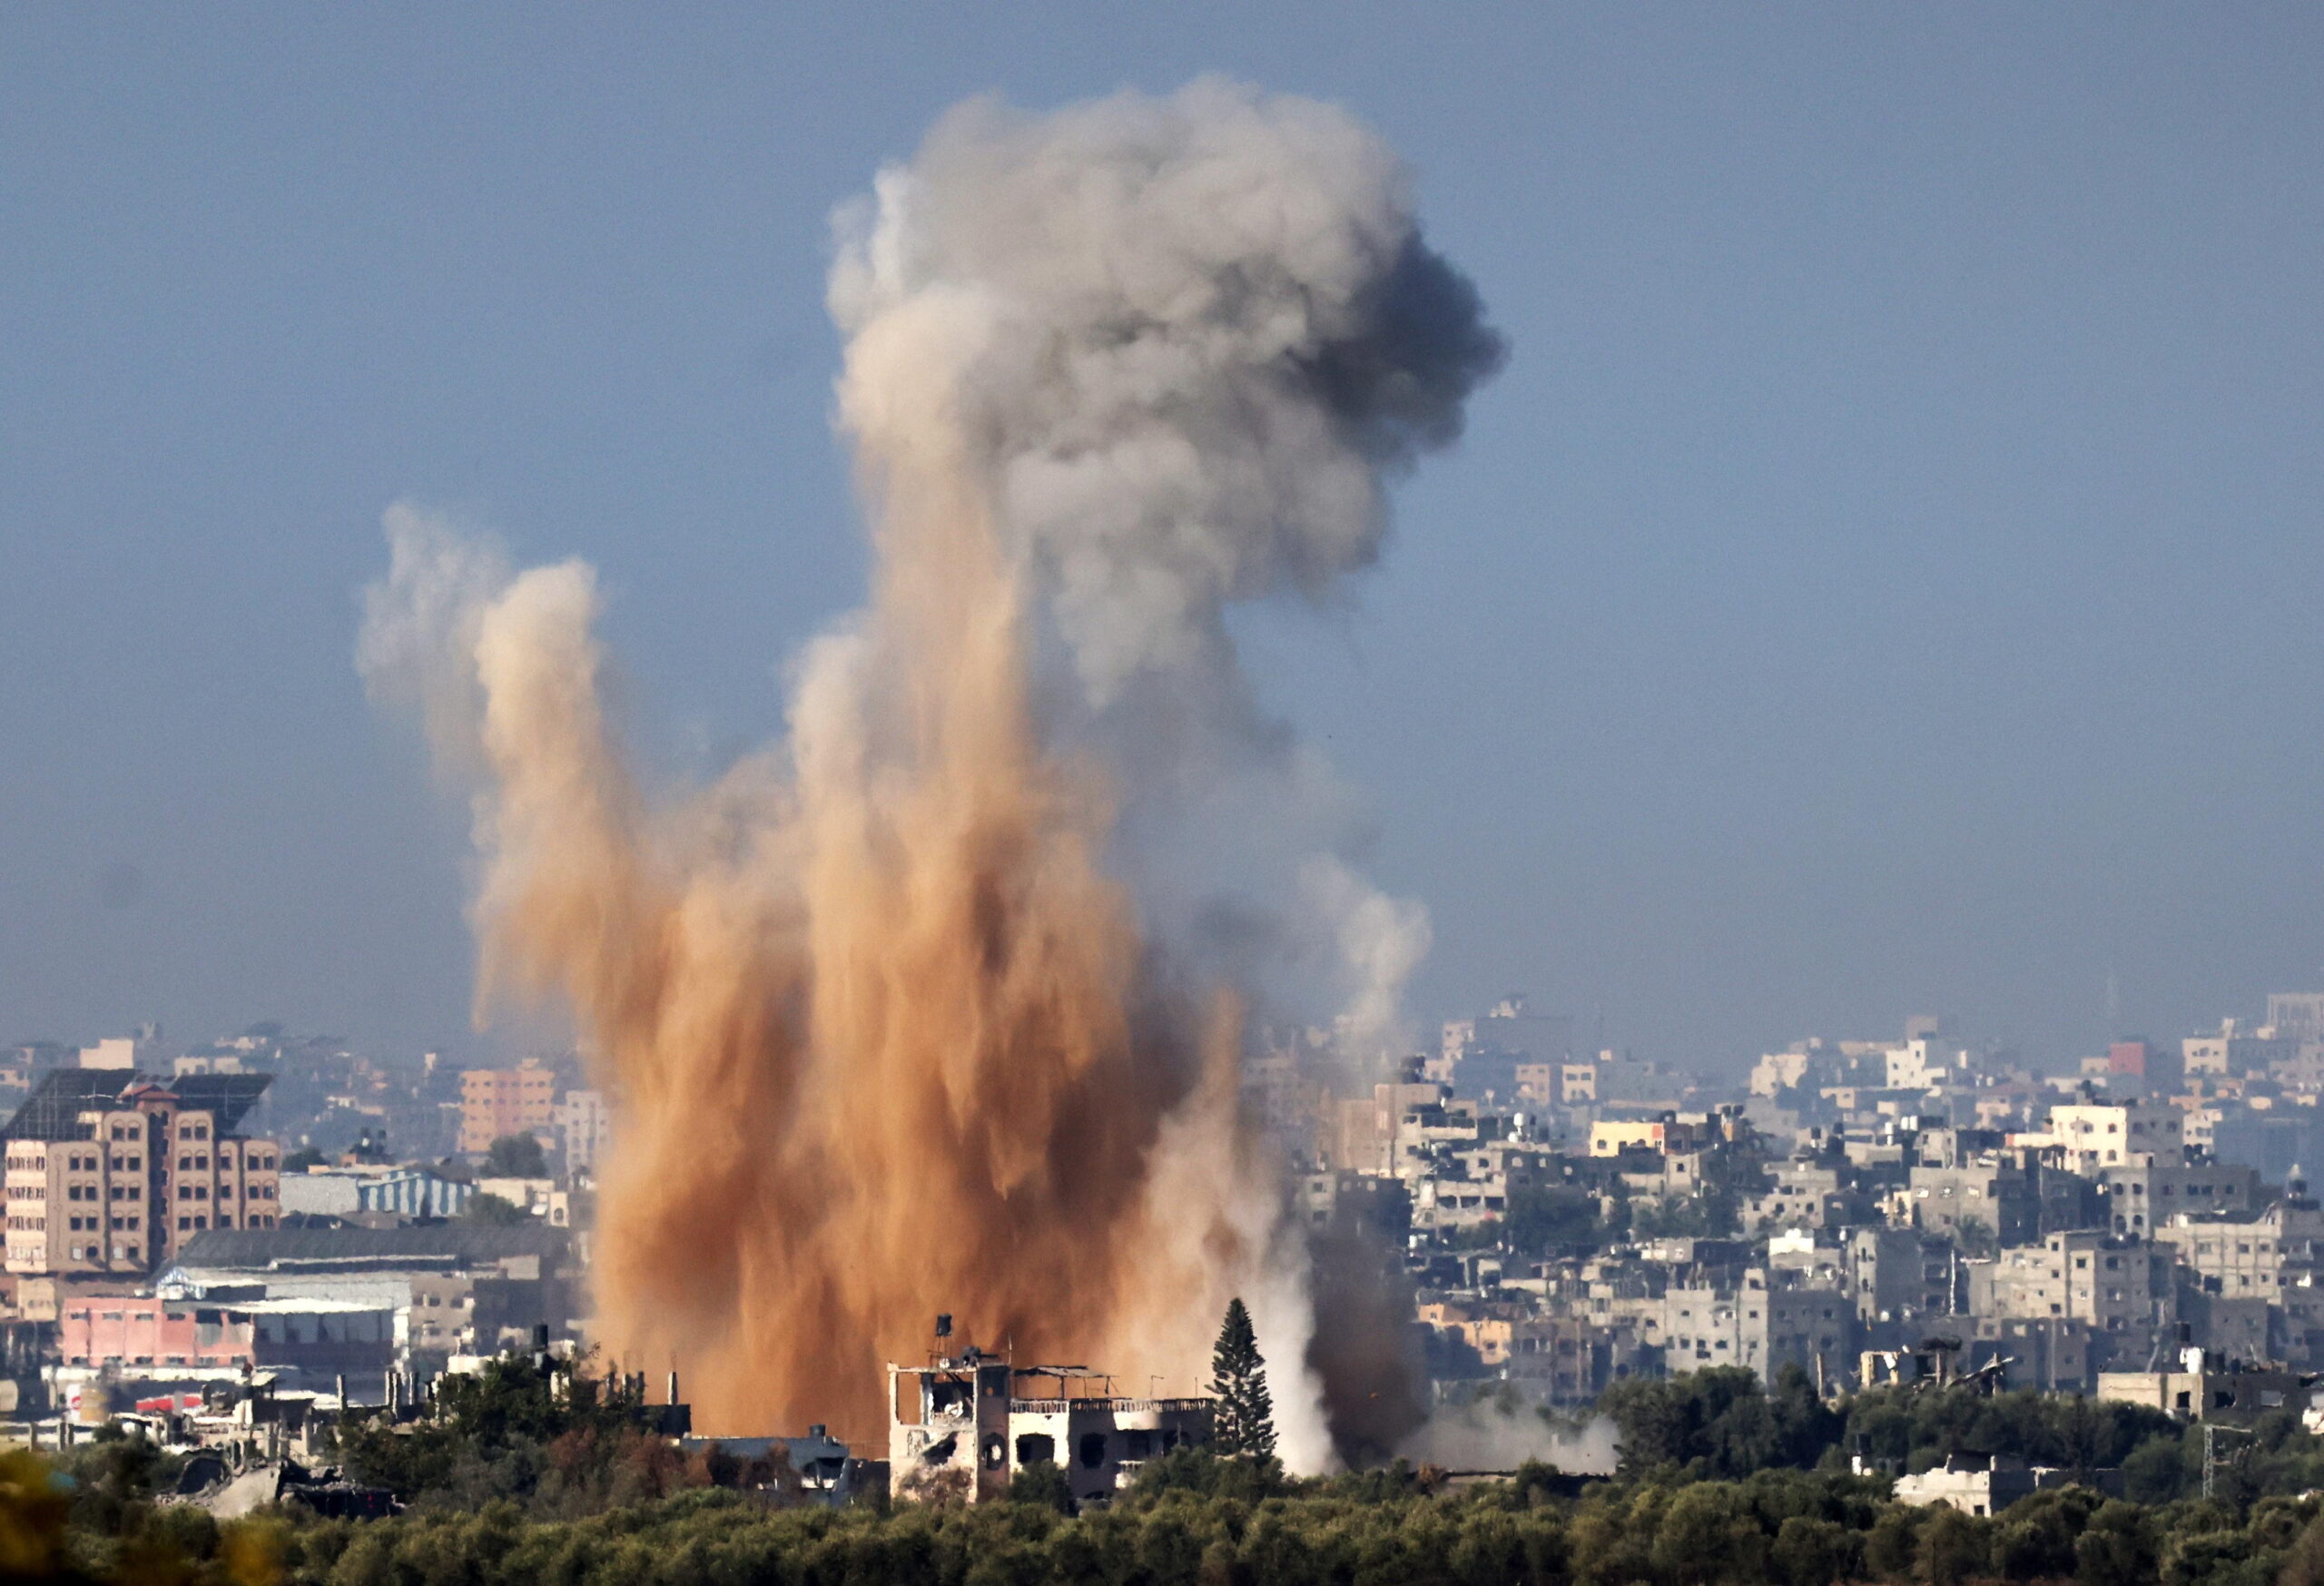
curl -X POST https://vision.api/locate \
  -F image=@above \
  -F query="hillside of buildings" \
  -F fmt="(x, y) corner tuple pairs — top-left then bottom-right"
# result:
(7, 996), (2324, 1575)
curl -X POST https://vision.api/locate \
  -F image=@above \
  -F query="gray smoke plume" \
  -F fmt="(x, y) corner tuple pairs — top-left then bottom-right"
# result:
(362, 78), (1501, 1470)
(833, 75), (1499, 1077)
(830, 74), (1503, 700)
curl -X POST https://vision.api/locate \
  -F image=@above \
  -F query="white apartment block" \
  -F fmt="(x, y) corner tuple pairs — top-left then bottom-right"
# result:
(2026, 1103), (2184, 1175)
(557, 1089), (615, 1175)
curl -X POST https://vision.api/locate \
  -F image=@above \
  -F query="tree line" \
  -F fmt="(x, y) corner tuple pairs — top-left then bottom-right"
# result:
(20, 1350), (2324, 1585)
(18, 1437), (2324, 1586)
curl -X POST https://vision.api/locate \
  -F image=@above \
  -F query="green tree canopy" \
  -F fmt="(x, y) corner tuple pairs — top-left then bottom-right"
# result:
(1600, 1365), (1840, 1479)
(486, 1132), (549, 1177)
(462, 1191), (527, 1226)
(1208, 1296), (1277, 1460)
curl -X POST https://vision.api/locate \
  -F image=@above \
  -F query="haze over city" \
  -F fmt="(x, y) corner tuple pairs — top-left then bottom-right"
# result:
(21, 12), (2324, 1581)
(9, 5), (2324, 1075)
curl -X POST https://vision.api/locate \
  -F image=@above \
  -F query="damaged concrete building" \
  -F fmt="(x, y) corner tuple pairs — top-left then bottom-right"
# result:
(888, 1352), (1212, 1507)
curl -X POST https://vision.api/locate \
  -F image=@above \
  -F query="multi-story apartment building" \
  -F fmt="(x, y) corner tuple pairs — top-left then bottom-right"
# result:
(2094, 1039), (2175, 1099)
(1750, 1159), (1873, 1233)
(1590, 1119), (1671, 1157)
(1, 1069), (281, 1276)
(1588, 1111), (1738, 1158)
(458, 1058), (558, 1155)
(2183, 1024), (2289, 1079)
(1751, 1049), (1817, 1098)
(1431, 1139), (1554, 1191)
(1513, 1058), (1601, 1110)
(1297, 1170), (1411, 1240)
(1883, 1039), (1968, 1092)
(1905, 1160), (2037, 1245)
(1437, 1000), (1572, 1075)
(1847, 1226), (1955, 1323)
(2098, 1161), (2263, 1236)
(1325, 1081), (1454, 1177)
(1661, 1267), (1855, 1385)
(2267, 994), (2324, 1043)
(1503, 1313), (1610, 1404)
(1969, 1230), (2167, 1335)
(2207, 1106), (2324, 1186)
(1416, 1298), (1532, 1372)
(2152, 1198), (2324, 1302)
(1763, 1277), (1858, 1387)
(1390, 1094), (1495, 1182)
(1555, 1058), (1600, 1106)
(556, 1089), (614, 1175)
(1413, 1174), (1512, 1231)
(2027, 1102), (2184, 1175)
(1242, 1040), (1347, 1156)
(1663, 1276), (1758, 1372)
(1512, 1062), (1557, 1109)
(1969, 1315), (2097, 1393)
(2270, 1044), (2324, 1091)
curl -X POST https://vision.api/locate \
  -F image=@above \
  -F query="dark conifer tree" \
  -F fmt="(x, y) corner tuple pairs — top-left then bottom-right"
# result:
(1208, 1295), (1276, 1458)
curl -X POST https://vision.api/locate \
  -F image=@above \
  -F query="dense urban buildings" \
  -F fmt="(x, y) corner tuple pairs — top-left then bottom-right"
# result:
(2, 1069), (282, 1276)
(6, 988), (2324, 1473)
(456, 1058), (558, 1155)
(1258, 987), (2324, 1423)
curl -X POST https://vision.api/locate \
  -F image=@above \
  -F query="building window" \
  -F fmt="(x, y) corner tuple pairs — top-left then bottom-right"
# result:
(1078, 1433), (1107, 1469)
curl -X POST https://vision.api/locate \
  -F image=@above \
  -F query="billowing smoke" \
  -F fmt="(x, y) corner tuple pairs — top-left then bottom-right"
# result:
(362, 78), (1500, 1465)
(1402, 1403), (1620, 1475)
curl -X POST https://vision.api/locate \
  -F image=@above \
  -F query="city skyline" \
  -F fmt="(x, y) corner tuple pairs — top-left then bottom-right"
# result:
(18, 8), (2324, 1566)
(8, 5), (2324, 1071)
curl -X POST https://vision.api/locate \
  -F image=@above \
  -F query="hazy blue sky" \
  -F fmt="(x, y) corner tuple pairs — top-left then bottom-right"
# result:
(5, 5), (2321, 1072)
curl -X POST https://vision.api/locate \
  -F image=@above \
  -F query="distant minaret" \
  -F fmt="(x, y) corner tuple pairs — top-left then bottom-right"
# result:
(2105, 966), (2122, 1038)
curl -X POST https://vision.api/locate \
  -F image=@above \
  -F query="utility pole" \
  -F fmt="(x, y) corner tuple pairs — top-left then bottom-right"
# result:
(2202, 1423), (2253, 1506)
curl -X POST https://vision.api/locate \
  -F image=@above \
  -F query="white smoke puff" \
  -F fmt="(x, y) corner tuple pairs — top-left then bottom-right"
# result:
(1240, 1232), (1338, 1474)
(1301, 855), (1432, 1059)
(356, 502), (514, 775)
(1115, 1040), (1339, 1473)
(1400, 1402), (1620, 1475)
(832, 76), (1503, 701)
(1105, 710), (1431, 1068)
